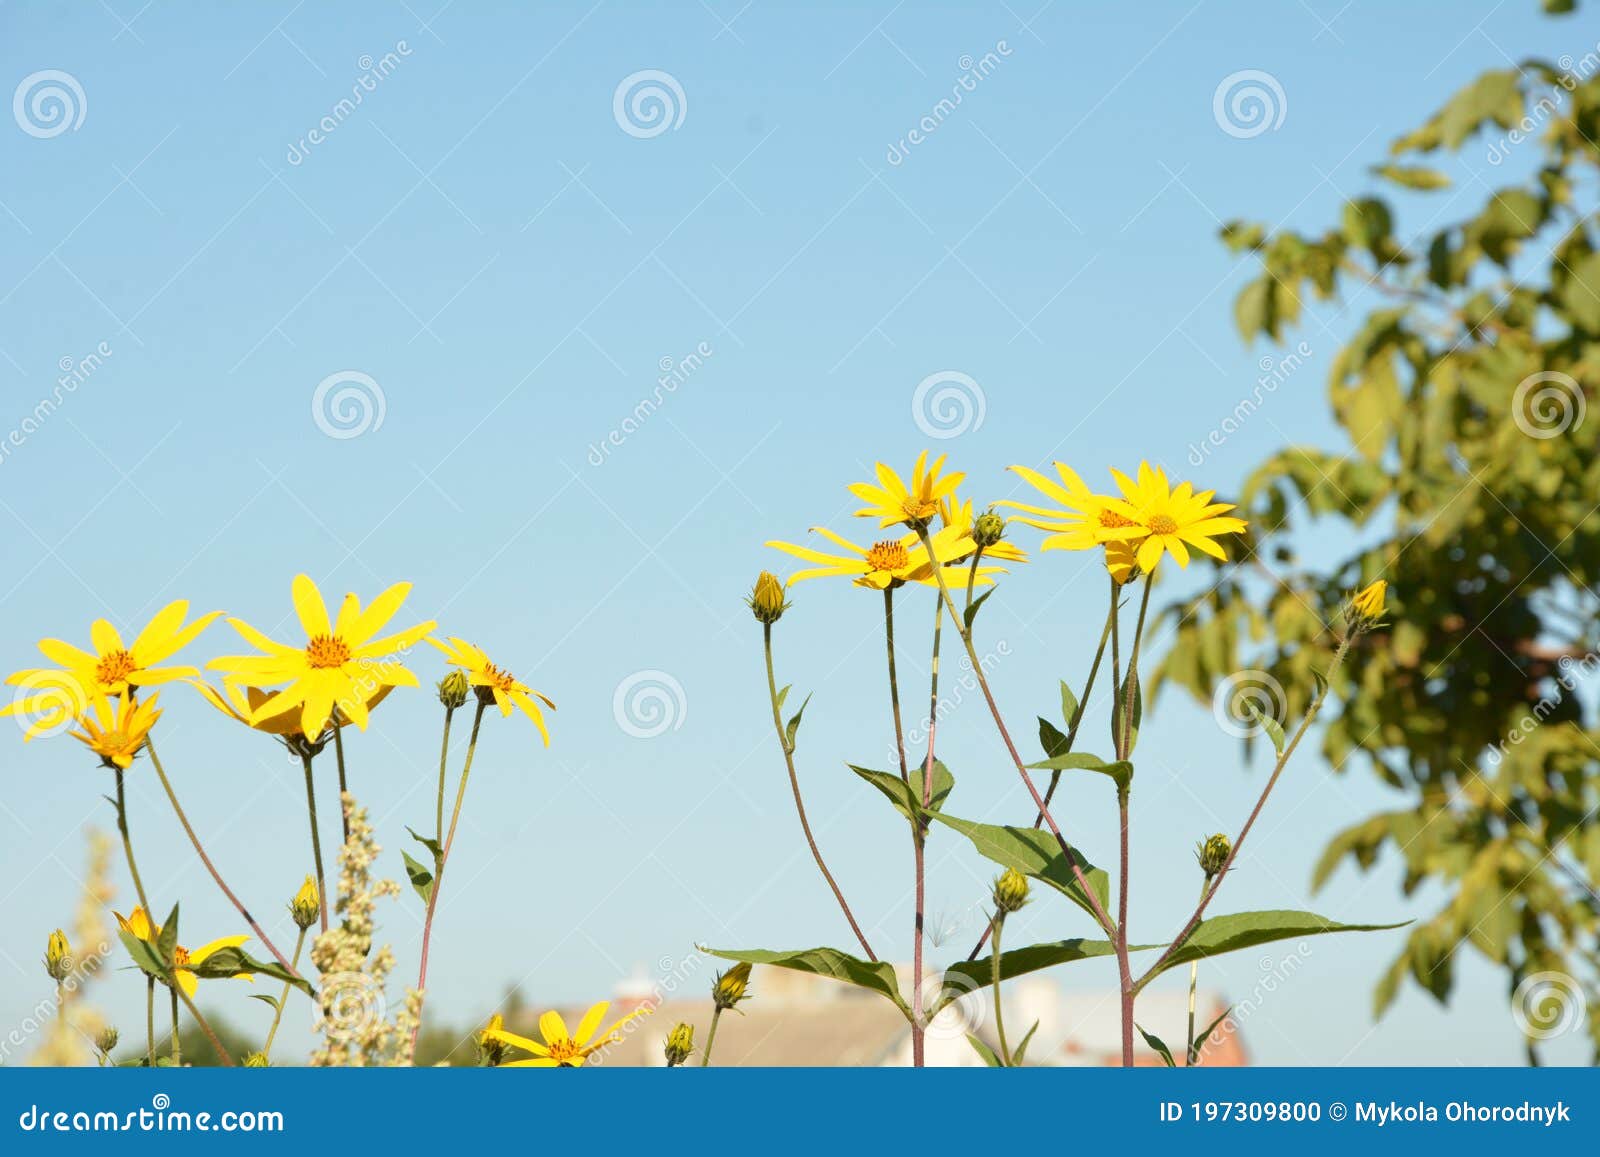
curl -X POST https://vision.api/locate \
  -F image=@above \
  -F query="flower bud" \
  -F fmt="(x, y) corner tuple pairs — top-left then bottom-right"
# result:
(44, 929), (72, 981)
(477, 1013), (507, 1067)
(96, 1026), (119, 1055)
(243, 1051), (270, 1067)
(992, 868), (1031, 914)
(289, 875), (320, 930)
(746, 571), (789, 625)
(1196, 833), (1231, 878)
(437, 669), (471, 711)
(712, 962), (753, 1011)
(664, 1021), (695, 1066)
(1349, 579), (1387, 625)
(973, 509), (1006, 549)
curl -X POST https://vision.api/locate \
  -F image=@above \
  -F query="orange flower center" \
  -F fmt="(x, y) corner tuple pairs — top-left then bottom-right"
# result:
(483, 662), (518, 692)
(547, 1037), (583, 1064)
(96, 649), (137, 686)
(1097, 509), (1137, 530)
(866, 540), (909, 572)
(901, 496), (937, 522)
(1148, 514), (1179, 536)
(305, 634), (351, 669)
(172, 946), (191, 967)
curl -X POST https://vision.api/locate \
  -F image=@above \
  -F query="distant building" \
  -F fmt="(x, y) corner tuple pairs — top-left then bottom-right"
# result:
(517, 965), (1246, 1067)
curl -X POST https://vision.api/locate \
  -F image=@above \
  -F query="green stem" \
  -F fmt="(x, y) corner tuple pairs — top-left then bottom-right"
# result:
(412, 698), (490, 1052)
(911, 588), (944, 1070)
(144, 736), (299, 977)
(172, 982), (234, 1066)
(332, 722), (351, 844)
(699, 1006), (724, 1067)
(1113, 578), (1152, 1068)
(1117, 578), (1154, 760)
(764, 623), (876, 959)
(884, 588), (910, 783)
(992, 914), (1011, 1066)
(261, 927), (307, 1061)
(169, 987), (181, 1066)
(1136, 632), (1357, 991)
(1186, 876), (1208, 1066)
(965, 585), (1116, 964)
(300, 753), (329, 934)
(145, 978), (155, 1068)
(112, 767), (152, 919)
(914, 527), (1117, 938)
(435, 705), (456, 848)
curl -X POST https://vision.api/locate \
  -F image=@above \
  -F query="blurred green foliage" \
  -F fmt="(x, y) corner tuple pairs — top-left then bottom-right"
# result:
(1159, 2), (1600, 1060)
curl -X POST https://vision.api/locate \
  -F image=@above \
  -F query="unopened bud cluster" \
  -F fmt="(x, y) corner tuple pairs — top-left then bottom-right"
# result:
(664, 1021), (695, 1066)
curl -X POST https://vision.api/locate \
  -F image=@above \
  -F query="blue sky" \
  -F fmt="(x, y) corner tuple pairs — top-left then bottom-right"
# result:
(0, 1), (1588, 1065)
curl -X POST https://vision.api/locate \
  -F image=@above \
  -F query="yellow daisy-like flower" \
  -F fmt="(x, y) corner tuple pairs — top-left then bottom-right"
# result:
(1104, 539), (1139, 586)
(766, 525), (1007, 590)
(995, 462), (1145, 552)
(849, 451), (965, 529)
(1350, 579), (1387, 621)
(1, 600), (221, 740)
(207, 575), (435, 739)
(186, 679), (392, 742)
(427, 637), (555, 744)
(484, 1000), (653, 1067)
(114, 906), (252, 999)
(1103, 462), (1247, 573)
(69, 693), (162, 769)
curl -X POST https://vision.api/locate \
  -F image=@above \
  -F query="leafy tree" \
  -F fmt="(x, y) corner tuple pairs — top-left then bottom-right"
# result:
(1157, 0), (1600, 1061)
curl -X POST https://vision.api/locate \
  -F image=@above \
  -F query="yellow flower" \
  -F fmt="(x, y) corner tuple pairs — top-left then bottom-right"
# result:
(114, 906), (252, 998)
(289, 875), (320, 930)
(69, 693), (162, 769)
(995, 462), (1144, 551)
(849, 451), (965, 529)
(1103, 462), (1247, 574)
(766, 525), (1007, 590)
(427, 637), (555, 744)
(1, 600), (220, 740)
(478, 1013), (507, 1066)
(186, 679), (391, 742)
(713, 962), (753, 1010)
(207, 575), (435, 738)
(44, 929), (71, 981)
(1350, 579), (1387, 622)
(746, 571), (789, 624)
(1104, 539), (1139, 585)
(484, 1001), (652, 1067)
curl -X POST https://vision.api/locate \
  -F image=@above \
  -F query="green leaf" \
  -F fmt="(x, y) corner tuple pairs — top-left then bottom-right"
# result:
(785, 693), (813, 751)
(1245, 701), (1287, 756)
(155, 903), (181, 968)
(1012, 1019), (1040, 1066)
(1026, 749), (1133, 793)
(966, 1033), (1002, 1067)
(1371, 164), (1450, 190)
(964, 587), (996, 632)
(1191, 1005), (1233, 1060)
(1060, 681), (1079, 728)
(850, 761), (954, 824)
(938, 937), (1121, 1014)
(407, 826), (442, 862)
(117, 929), (169, 984)
(401, 849), (436, 906)
(248, 993), (282, 1013)
(1143, 910), (1408, 982)
(704, 946), (908, 1016)
(1137, 1023), (1177, 1067)
(775, 684), (791, 714)
(927, 811), (1110, 925)
(189, 946), (315, 997)
(1557, 250), (1600, 333)
(1038, 716), (1070, 759)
